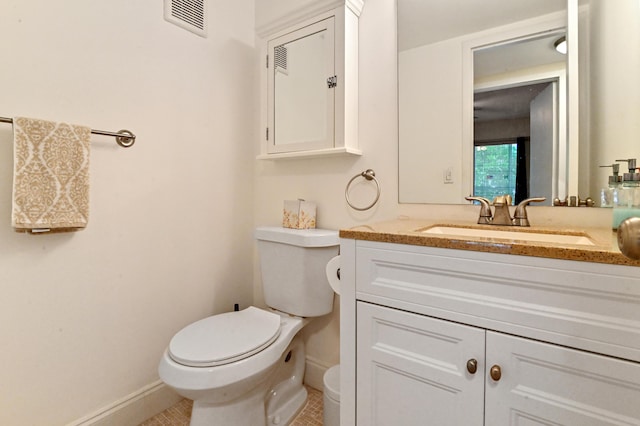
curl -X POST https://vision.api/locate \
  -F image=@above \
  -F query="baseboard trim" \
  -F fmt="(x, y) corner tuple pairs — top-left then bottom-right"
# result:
(67, 358), (334, 425)
(305, 355), (338, 392)
(66, 380), (182, 426)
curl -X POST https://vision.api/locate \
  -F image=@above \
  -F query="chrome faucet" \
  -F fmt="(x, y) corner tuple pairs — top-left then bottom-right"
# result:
(466, 195), (546, 227)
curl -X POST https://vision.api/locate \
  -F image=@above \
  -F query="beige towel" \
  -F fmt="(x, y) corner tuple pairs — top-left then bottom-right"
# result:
(12, 117), (91, 233)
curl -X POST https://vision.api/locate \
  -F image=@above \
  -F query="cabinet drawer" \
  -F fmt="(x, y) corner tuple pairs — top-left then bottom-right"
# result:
(355, 241), (640, 362)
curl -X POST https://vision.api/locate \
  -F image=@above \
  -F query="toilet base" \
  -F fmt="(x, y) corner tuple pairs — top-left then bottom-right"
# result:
(267, 386), (307, 426)
(190, 386), (265, 426)
(184, 335), (308, 426)
(265, 335), (308, 425)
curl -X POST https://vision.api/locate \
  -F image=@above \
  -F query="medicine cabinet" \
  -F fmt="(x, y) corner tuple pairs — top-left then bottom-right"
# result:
(256, 1), (363, 160)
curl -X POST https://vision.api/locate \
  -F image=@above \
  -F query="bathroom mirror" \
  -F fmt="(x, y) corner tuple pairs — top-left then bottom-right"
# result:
(399, 0), (640, 205)
(398, 0), (569, 204)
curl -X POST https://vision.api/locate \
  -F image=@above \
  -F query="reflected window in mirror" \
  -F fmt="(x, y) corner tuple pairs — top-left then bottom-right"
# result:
(474, 139), (524, 203)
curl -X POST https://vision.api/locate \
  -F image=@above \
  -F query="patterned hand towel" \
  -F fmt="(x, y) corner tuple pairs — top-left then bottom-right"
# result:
(12, 117), (91, 233)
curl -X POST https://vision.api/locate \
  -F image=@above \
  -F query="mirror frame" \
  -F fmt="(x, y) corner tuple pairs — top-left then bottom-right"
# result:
(461, 14), (570, 202)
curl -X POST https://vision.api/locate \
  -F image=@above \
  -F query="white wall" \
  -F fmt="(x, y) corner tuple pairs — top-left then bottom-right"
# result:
(254, 0), (399, 378)
(398, 39), (464, 203)
(475, 118), (530, 140)
(0, 1), (256, 424)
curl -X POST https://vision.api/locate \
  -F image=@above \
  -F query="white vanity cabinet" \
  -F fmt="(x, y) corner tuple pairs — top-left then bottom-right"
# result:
(357, 302), (640, 425)
(340, 239), (640, 425)
(256, 1), (363, 160)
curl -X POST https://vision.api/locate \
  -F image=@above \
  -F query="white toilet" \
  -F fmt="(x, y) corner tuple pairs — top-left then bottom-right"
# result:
(158, 226), (339, 426)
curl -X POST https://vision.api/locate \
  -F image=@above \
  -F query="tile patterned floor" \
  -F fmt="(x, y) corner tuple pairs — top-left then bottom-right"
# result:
(139, 386), (323, 426)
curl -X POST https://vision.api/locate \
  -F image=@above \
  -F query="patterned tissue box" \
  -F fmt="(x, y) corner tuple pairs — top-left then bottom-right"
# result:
(283, 199), (316, 229)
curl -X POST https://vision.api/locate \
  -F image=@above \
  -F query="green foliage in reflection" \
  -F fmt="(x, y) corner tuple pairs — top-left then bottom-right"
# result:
(474, 143), (517, 201)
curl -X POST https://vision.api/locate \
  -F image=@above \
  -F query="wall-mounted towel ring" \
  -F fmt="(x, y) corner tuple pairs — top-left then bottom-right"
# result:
(345, 169), (380, 211)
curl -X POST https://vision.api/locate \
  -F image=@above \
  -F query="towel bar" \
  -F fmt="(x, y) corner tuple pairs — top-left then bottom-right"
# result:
(0, 116), (136, 147)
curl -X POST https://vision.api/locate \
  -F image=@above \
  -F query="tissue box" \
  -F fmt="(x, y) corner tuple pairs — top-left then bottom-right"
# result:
(283, 199), (316, 229)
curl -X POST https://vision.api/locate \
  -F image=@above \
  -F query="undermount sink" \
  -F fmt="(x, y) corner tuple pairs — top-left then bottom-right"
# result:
(420, 225), (596, 246)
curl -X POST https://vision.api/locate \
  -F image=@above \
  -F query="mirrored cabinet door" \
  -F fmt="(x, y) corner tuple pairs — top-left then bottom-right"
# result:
(256, 1), (362, 160)
(267, 18), (335, 154)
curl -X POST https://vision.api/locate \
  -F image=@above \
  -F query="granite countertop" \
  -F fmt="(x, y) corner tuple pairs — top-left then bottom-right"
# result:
(340, 218), (640, 267)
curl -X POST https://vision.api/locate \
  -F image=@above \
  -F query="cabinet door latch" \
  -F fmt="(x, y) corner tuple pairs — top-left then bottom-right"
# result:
(327, 75), (337, 88)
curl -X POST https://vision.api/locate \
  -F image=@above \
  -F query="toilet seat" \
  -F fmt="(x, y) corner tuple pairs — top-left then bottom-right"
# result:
(168, 307), (281, 367)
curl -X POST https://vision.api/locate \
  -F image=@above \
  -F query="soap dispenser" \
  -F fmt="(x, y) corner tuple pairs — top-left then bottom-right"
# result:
(617, 158), (640, 183)
(599, 163), (622, 207)
(612, 158), (640, 229)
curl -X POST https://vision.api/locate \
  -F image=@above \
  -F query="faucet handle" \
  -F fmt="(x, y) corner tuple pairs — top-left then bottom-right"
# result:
(513, 197), (546, 227)
(465, 196), (492, 224)
(466, 196), (490, 204)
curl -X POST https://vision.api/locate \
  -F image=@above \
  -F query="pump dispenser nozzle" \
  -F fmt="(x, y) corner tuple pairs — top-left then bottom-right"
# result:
(616, 158), (640, 183)
(616, 158), (637, 173)
(600, 163), (622, 185)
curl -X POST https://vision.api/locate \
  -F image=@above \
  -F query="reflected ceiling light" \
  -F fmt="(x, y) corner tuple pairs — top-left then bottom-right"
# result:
(554, 36), (567, 54)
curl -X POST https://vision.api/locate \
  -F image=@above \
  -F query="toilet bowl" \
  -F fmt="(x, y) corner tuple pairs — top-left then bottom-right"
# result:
(158, 227), (339, 426)
(159, 308), (310, 425)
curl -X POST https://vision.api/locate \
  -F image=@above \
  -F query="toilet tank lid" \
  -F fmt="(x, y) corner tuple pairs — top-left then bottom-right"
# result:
(255, 226), (339, 247)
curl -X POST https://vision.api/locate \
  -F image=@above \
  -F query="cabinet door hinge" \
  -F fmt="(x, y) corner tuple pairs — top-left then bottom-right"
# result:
(266, 54), (269, 68)
(266, 127), (269, 140)
(327, 75), (337, 88)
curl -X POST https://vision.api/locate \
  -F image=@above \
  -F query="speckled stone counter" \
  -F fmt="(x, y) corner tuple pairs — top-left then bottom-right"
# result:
(340, 218), (640, 267)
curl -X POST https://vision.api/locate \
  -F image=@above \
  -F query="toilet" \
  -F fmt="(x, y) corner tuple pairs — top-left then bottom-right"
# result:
(158, 226), (339, 426)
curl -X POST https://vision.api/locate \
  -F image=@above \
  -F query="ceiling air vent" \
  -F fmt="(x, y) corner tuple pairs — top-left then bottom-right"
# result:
(164, 0), (207, 38)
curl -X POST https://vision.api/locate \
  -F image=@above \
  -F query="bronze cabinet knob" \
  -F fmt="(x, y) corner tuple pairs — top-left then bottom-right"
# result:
(466, 359), (478, 374)
(490, 365), (502, 381)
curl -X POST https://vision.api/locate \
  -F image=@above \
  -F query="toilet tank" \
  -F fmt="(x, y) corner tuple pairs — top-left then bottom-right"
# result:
(255, 226), (339, 317)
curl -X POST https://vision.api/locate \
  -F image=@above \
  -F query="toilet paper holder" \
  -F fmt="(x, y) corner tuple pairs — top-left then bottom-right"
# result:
(326, 255), (342, 295)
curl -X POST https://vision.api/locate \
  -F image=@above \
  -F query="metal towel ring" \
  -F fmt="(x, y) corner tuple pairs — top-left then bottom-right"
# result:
(345, 169), (381, 211)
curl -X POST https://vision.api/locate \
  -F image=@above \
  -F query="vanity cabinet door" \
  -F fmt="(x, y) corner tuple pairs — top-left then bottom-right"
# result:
(356, 301), (485, 426)
(485, 331), (640, 425)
